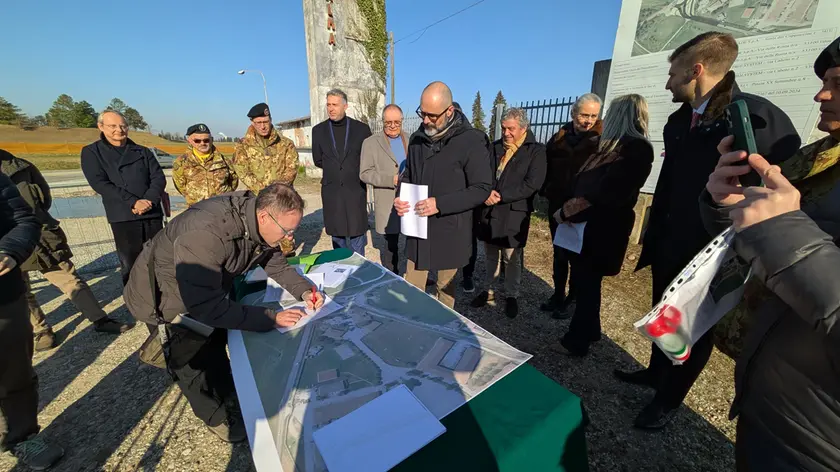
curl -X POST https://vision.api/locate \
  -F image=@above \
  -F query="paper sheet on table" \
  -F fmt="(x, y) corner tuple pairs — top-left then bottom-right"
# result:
(309, 263), (359, 288)
(302, 272), (324, 289)
(276, 295), (343, 333)
(245, 266), (268, 283)
(552, 221), (587, 254)
(313, 385), (445, 472)
(264, 277), (298, 304)
(399, 183), (428, 239)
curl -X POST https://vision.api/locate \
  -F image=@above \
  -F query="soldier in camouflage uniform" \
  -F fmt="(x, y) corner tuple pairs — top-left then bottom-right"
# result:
(172, 123), (239, 206)
(232, 103), (300, 255)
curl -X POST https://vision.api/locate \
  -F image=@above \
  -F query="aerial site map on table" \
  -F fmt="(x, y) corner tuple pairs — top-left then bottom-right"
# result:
(229, 252), (532, 472)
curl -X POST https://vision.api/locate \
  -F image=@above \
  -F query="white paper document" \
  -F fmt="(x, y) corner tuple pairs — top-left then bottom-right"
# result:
(399, 183), (428, 239)
(301, 272), (325, 290)
(309, 263), (359, 288)
(553, 221), (587, 254)
(276, 295), (343, 333)
(313, 385), (445, 472)
(263, 277), (298, 304)
(245, 266), (268, 283)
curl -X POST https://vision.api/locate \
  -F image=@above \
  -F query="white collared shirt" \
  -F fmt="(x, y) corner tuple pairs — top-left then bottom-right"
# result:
(694, 98), (710, 115)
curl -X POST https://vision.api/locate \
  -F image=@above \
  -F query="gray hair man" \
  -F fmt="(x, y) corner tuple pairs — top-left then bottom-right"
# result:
(312, 88), (373, 255)
(540, 93), (604, 319)
(81, 110), (165, 290)
(124, 183), (325, 443)
(394, 81), (493, 309)
(360, 104), (408, 273)
(471, 107), (546, 317)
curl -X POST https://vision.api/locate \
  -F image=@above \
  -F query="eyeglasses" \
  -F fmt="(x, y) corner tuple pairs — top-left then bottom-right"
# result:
(104, 124), (128, 131)
(416, 105), (450, 121)
(192, 139), (212, 144)
(385, 120), (402, 127)
(266, 212), (295, 236)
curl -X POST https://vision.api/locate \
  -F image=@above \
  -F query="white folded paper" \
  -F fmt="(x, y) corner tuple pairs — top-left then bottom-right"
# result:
(399, 183), (428, 239)
(552, 221), (587, 254)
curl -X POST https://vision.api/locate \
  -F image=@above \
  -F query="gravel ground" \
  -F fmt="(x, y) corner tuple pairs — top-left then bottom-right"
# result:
(1, 180), (737, 471)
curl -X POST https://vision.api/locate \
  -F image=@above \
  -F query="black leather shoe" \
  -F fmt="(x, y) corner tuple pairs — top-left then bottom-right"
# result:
(540, 294), (562, 312)
(633, 402), (678, 430)
(557, 337), (588, 357)
(613, 368), (656, 389)
(462, 277), (475, 293)
(505, 297), (519, 318)
(94, 317), (134, 334)
(471, 291), (492, 308)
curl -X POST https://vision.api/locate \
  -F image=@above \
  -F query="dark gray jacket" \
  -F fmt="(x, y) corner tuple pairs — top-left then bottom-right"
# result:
(701, 185), (840, 471)
(0, 172), (40, 305)
(123, 191), (312, 331)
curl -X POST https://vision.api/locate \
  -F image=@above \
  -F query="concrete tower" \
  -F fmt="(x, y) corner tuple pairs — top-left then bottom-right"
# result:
(302, 0), (387, 126)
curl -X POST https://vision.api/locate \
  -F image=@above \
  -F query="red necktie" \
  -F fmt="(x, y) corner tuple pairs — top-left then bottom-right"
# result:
(690, 112), (701, 130)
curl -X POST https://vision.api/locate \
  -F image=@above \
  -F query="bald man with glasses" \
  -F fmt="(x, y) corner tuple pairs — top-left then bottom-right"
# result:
(394, 81), (492, 309)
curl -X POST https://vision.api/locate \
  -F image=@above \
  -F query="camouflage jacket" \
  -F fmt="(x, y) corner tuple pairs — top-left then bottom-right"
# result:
(232, 125), (299, 192)
(172, 147), (239, 206)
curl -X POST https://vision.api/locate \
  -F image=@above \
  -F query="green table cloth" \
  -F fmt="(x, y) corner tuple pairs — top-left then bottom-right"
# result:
(233, 248), (589, 472)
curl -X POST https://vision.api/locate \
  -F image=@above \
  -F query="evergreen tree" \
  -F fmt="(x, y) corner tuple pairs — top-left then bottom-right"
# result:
(0, 97), (23, 125)
(106, 98), (127, 113)
(471, 91), (486, 132)
(488, 90), (507, 141)
(72, 100), (97, 128)
(46, 94), (76, 127)
(124, 107), (148, 131)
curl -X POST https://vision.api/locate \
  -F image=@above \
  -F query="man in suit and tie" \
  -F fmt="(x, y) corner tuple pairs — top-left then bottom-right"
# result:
(312, 89), (373, 255)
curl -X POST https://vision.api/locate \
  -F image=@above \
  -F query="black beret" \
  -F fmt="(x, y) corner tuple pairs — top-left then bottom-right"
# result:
(247, 103), (271, 118)
(815, 36), (840, 79)
(186, 123), (211, 136)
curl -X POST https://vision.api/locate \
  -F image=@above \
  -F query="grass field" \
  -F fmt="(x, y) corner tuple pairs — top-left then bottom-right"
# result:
(18, 154), (81, 170)
(0, 124), (178, 146)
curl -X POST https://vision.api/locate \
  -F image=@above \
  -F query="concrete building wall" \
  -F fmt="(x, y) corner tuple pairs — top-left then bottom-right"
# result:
(302, 0), (385, 126)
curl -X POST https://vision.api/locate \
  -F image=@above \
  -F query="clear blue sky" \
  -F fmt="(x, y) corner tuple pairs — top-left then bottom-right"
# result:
(1, 0), (621, 138)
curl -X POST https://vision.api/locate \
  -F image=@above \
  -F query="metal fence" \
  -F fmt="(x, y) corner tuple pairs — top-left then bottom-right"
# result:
(368, 115), (423, 135)
(517, 97), (577, 143)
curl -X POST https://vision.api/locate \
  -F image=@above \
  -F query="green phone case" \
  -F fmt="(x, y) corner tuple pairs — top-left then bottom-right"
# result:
(725, 100), (761, 186)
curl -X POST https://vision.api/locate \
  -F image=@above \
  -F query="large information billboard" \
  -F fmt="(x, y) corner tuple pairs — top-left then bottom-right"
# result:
(604, 0), (840, 192)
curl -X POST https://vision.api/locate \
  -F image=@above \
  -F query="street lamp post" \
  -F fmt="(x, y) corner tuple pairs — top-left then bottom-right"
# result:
(237, 69), (268, 105)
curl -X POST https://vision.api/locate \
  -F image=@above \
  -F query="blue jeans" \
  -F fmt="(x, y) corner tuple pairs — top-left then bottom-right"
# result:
(331, 234), (366, 256)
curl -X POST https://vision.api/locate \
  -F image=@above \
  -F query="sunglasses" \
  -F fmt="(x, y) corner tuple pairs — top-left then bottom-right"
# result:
(192, 138), (212, 144)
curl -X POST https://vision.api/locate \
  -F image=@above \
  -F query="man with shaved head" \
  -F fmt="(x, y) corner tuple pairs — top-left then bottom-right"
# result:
(394, 81), (492, 309)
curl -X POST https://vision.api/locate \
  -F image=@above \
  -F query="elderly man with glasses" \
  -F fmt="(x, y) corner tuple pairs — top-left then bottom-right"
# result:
(360, 104), (408, 273)
(394, 81), (492, 309)
(81, 110), (165, 290)
(173, 123), (239, 206)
